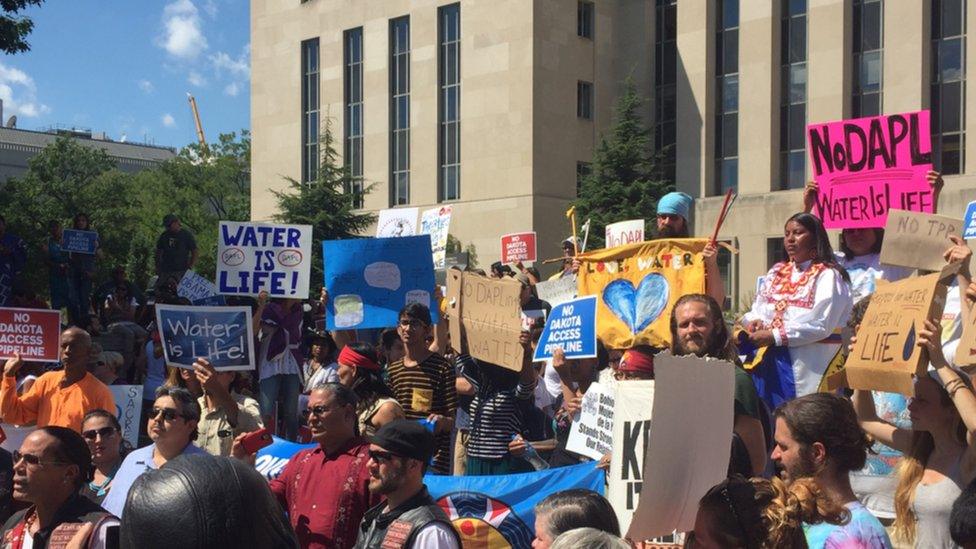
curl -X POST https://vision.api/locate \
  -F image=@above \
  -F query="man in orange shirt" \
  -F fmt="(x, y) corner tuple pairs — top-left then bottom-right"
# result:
(1, 327), (115, 432)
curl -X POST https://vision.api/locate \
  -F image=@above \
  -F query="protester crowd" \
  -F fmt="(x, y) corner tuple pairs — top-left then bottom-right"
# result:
(0, 179), (974, 549)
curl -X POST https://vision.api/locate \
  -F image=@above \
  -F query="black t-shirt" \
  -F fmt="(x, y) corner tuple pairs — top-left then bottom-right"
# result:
(156, 229), (197, 272)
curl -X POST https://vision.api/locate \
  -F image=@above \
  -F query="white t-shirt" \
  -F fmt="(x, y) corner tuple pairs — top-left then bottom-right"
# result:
(834, 252), (913, 304)
(410, 522), (460, 549)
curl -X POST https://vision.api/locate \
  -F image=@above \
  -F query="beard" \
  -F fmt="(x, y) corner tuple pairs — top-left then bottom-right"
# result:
(658, 225), (687, 239)
(369, 461), (406, 495)
(675, 332), (713, 357)
(781, 447), (818, 483)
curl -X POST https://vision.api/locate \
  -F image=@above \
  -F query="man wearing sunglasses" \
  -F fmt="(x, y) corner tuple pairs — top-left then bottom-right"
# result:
(356, 420), (460, 549)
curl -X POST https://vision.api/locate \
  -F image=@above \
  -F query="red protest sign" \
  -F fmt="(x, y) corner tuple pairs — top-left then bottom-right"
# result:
(500, 232), (537, 264)
(0, 307), (62, 363)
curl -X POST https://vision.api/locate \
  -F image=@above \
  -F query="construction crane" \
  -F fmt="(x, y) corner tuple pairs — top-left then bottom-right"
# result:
(187, 92), (210, 157)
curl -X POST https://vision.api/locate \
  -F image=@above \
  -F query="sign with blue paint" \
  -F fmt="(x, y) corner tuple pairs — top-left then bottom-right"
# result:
(533, 295), (598, 361)
(61, 229), (98, 254)
(155, 304), (255, 371)
(177, 270), (225, 305)
(217, 221), (313, 297)
(964, 200), (976, 240)
(323, 235), (439, 330)
(255, 436), (316, 480)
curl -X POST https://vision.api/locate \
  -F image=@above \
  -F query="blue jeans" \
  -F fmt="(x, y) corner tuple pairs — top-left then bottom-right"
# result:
(259, 374), (300, 441)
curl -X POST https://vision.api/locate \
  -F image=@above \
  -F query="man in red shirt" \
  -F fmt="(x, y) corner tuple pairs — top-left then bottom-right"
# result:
(233, 383), (378, 549)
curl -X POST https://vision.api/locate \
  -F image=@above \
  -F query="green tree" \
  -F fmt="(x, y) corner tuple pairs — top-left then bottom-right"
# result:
(273, 119), (375, 295)
(573, 81), (673, 250)
(0, 0), (43, 54)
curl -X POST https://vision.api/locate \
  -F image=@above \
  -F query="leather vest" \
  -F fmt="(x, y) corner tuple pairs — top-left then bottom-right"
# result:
(356, 488), (460, 549)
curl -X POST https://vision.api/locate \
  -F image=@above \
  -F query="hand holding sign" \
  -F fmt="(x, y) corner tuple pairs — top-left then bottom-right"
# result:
(917, 318), (948, 369)
(2, 353), (22, 377)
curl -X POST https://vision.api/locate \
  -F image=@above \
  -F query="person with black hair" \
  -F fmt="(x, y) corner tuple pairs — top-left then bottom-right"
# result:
(303, 331), (339, 391)
(65, 213), (99, 326)
(739, 212), (853, 408)
(546, 342), (609, 467)
(951, 477), (976, 548)
(1, 427), (118, 548)
(336, 342), (404, 437)
(531, 489), (619, 549)
(79, 409), (129, 505)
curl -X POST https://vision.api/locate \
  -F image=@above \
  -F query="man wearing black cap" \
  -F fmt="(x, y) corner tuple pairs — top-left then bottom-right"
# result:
(355, 420), (461, 549)
(154, 214), (197, 288)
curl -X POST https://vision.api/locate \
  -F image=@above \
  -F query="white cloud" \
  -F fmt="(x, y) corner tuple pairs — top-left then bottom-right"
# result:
(187, 71), (207, 87)
(138, 79), (154, 94)
(158, 0), (208, 60)
(223, 82), (240, 96)
(161, 113), (176, 128)
(210, 48), (249, 79)
(0, 61), (50, 118)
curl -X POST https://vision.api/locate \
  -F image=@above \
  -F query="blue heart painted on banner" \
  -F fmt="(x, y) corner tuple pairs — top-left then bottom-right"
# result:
(602, 273), (670, 334)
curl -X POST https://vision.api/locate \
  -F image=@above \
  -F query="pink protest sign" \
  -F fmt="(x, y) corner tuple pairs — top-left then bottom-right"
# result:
(807, 110), (934, 229)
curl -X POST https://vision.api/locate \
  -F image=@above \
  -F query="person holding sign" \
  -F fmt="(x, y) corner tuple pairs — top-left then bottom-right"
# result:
(66, 213), (99, 326)
(740, 212), (853, 408)
(192, 358), (263, 457)
(655, 191), (727, 309)
(253, 293), (305, 441)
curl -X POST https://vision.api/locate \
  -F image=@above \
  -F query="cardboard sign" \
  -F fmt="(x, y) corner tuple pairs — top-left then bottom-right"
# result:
(807, 110), (934, 229)
(628, 353), (735, 540)
(500, 232), (537, 264)
(177, 270), (225, 305)
(608, 380), (655, 534)
(445, 272), (523, 372)
(61, 229), (98, 254)
(565, 382), (614, 461)
(323, 236), (439, 330)
(879, 209), (962, 272)
(963, 200), (976, 240)
(217, 221), (313, 297)
(843, 264), (958, 394)
(577, 239), (708, 349)
(956, 279), (976, 368)
(376, 208), (419, 238)
(420, 206), (452, 269)
(605, 219), (645, 248)
(0, 307), (61, 362)
(535, 276), (577, 307)
(109, 385), (143, 448)
(155, 305), (256, 371)
(533, 295), (597, 361)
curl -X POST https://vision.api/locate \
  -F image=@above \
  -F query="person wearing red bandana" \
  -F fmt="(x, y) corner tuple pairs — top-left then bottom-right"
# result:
(336, 343), (404, 437)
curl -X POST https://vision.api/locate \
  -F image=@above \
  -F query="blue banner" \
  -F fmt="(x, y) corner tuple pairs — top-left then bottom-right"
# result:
(323, 236), (439, 330)
(61, 229), (98, 254)
(964, 200), (976, 240)
(155, 304), (255, 370)
(533, 295), (598, 361)
(255, 436), (315, 480)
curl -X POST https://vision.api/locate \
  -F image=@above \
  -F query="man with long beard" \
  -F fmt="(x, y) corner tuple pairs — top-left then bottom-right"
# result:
(655, 191), (726, 308)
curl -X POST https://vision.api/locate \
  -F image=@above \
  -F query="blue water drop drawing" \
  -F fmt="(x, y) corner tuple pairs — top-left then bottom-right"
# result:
(902, 322), (916, 361)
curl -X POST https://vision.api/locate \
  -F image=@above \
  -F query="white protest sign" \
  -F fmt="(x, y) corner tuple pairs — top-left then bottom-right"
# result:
(109, 385), (144, 448)
(628, 353), (734, 540)
(420, 206), (452, 269)
(535, 276), (577, 307)
(608, 380), (655, 535)
(566, 382), (614, 461)
(605, 219), (645, 248)
(376, 208), (419, 238)
(177, 270), (220, 302)
(217, 221), (312, 297)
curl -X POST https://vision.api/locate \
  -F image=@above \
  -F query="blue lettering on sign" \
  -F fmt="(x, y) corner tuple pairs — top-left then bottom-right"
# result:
(964, 200), (976, 240)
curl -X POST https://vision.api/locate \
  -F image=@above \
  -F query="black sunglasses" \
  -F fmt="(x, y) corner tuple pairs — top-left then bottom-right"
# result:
(13, 451), (70, 468)
(81, 427), (117, 440)
(150, 407), (183, 422)
(300, 405), (330, 419)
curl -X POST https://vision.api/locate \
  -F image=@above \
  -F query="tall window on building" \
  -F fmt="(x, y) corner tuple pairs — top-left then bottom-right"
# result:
(390, 16), (411, 206)
(654, 0), (677, 183)
(344, 28), (364, 208)
(715, 0), (739, 195)
(932, 0), (967, 175)
(780, 0), (807, 189)
(852, 0), (883, 117)
(767, 237), (786, 269)
(438, 4), (460, 202)
(578, 1), (594, 39)
(577, 81), (593, 119)
(301, 38), (320, 184)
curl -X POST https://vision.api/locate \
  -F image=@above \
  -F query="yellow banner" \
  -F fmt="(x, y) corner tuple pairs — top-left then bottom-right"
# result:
(577, 238), (708, 349)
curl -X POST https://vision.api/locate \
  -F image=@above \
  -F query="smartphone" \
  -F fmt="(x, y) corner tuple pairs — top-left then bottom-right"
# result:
(240, 427), (273, 455)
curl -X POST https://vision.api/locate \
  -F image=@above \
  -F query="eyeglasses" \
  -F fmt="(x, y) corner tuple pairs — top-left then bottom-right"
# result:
(368, 450), (397, 463)
(300, 404), (330, 419)
(12, 451), (70, 468)
(81, 427), (117, 440)
(150, 408), (183, 422)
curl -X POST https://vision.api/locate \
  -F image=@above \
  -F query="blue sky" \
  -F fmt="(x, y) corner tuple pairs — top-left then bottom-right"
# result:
(0, 0), (249, 150)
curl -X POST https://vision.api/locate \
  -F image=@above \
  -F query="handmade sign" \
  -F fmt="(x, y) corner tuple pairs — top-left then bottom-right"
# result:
(964, 200), (976, 240)
(376, 207), (419, 238)
(535, 276), (577, 307)
(566, 382), (614, 461)
(807, 110), (934, 229)
(628, 352), (735, 540)
(61, 229), (98, 254)
(879, 209), (962, 271)
(843, 263), (959, 394)
(957, 280), (976, 368)
(577, 239), (708, 349)
(109, 385), (144, 448)
(533, 295), (597, 361)
(420, 206), (452, 269)
(445, 271), (523, 372)
(155, 304), (255, 371)
(605, 219), (645, 249)
(500, 232), (537, 264)
(217, 221), (312, 297)
(0, 307), (61, 362)
(323, 235), (438, 330)
(177, 270), (225, 305)
(608, 380), (655, 534)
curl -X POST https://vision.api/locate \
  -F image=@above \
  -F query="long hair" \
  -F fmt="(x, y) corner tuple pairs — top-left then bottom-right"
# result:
(83, 408), (133, 455)
(774, 393), (870, 474)
(839, 228), (884, 258)
(784, 213), (850, 283)
(669, 293), (739, 363)
(892, 375), (972, 543)
(345, 342), (394, 416)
